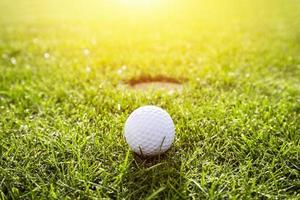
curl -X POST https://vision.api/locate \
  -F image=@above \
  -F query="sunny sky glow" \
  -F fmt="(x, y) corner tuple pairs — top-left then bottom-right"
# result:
(118, 0), (163, 10)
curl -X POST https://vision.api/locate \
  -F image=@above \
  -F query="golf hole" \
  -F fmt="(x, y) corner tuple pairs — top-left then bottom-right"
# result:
(124, 75), (186, 92)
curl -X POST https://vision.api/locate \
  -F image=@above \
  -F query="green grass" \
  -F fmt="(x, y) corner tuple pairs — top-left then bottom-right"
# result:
(0, 0), (299, 199)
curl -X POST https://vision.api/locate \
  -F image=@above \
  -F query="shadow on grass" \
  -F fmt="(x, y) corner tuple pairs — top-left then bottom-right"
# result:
(120, 149), (185, 199)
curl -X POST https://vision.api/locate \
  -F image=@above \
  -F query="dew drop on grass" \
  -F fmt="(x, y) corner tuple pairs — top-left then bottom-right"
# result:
(86, 66), (91, 73)
(44, 52), (50, 59)
(10, 57), (16, 65)
(83, 48), (90, 56)
(118, 65), (127, 75)
(121, 65), (127, 70)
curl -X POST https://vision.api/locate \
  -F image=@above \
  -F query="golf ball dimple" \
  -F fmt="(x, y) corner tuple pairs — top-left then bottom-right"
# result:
(124, 105), (175, 156)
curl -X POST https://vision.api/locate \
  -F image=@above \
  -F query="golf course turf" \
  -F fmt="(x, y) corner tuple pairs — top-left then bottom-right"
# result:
(0, 0), (299, 199)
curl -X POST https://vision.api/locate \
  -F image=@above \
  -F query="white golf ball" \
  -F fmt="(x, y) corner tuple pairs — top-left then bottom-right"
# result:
(124, 105), (175, 156)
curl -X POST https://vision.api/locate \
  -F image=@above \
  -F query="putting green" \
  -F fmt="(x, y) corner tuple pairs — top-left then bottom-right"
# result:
(0, 0), (299, 199)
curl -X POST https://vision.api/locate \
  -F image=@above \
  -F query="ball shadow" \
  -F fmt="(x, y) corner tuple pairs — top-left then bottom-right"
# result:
(121, 148), (184, 199)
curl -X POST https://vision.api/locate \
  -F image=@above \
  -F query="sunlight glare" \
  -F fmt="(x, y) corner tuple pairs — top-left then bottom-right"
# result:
(119, 0), (162, 9)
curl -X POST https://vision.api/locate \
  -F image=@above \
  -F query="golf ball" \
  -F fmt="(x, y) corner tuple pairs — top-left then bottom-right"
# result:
(124, 105), (175, 156)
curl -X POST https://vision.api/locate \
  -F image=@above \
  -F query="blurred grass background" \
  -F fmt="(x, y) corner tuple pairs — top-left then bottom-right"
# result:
(1, 0), (299, 80)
